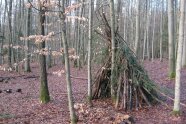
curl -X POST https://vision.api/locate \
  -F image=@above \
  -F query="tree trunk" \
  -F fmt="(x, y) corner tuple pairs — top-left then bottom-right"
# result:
(151, 9), (156, 61)
(6, 0), (13, 67)
(173, 0), (185, 114)
(45, 16), (52, 69)
(142, 0), (148, 61)
(59, 0), (77, 123)
(24, 0), (32, 72)
(38, 0), (50, 104)
(0, 0), (7, 64)
(168, 0), (176, 78)
(109, 0), (116, 100)
(160, 0), (164, 62)
(134, 0), (140, 55)
(182, 36), (186, 67)
(87, 0), (93, 104)
(147, 1), (151, 60)
(182, 13), (186, 67)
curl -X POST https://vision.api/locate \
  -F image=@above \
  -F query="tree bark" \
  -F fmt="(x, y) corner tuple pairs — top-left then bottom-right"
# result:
(0, 0), (7, 64)
(38, 0), (50, 103)
(109, 0), (116, 100)
(59, 0), (77, 123)
(24, 0), (32, 72)
(182, 11), (186, 67)
(173, 0), (185, 114)
(87, 0), (93, 104)
(160, 0), (164, 62)
(134, 0), (140, 55)
(6, 0), (13, 67)
(151, 8), (156, 61)
(168, 0), (176, 78)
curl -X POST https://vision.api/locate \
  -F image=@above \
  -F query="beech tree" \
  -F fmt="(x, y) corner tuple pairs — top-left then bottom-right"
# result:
(134, 0), (140, 55)
(109, 0), (116, 101)
(24, 0), (32, 72)
(173, 0), (185, 114)
(87, 0), (93, 104)
(168, 0), (176, 78)
(6, 0), (13, 67)
(0, 0), (7, 65)
(160, 0), (164, 62)
(59, 0), (77, 123)
(38, 0), (50, 103)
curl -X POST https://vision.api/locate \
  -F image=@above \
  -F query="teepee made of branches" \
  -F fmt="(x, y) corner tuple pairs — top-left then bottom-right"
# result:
(92, 12), (162, 111)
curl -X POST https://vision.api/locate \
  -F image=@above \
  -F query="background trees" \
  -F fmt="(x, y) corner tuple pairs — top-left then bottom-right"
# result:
(0, 0), (184, 76)
(0, 0), (186, 121)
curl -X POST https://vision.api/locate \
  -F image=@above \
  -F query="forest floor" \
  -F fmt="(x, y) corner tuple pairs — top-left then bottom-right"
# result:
(0, 59), (186, 124)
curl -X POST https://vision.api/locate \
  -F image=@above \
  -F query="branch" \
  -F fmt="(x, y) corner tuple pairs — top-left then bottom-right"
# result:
(70, 75), (88, 80)
(156, 88), (186, 108)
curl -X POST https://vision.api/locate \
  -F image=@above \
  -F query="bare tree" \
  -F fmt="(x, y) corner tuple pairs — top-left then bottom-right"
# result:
(24, 0), (32, 72)
(168, 0), (176, 78)
(87, 0), (93, 105)
(173, 0), (185, 115)
(38, 0), (50, 103)
(134, 0), (140, 55)
(109, 0), (116, 100)
(6, 0), (13, 67)
(160, 0), (164, 62)
(59, 0), (77, 123)
(182, 16), (186, 67)
(151, 7), (156, 61)
(0, 0), (8, 64)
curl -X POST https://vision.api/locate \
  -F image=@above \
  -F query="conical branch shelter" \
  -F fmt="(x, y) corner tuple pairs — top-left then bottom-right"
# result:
(92, 13), (161, 110)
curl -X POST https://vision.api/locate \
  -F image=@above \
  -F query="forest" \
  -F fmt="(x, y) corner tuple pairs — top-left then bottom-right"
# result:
(0, 0), (186, 123)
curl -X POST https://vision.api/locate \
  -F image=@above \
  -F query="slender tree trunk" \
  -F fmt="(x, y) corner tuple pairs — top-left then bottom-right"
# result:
(174, 0), (178, 55)
(168, 0), (176, 78)
(160, 0), (164, 62)
(134, 0), (140, 55)
(142, 0), (148, 61)
(38, 0), (50, 103)
(116, 0), (121, 30)
(87, 0), (93, 105)
(146, 0), (151, 60)
(151, 10), (156, 61)
(0, 0), (2, 64)
(24, 0), (32, 72)
(173, 0), (185, 114)
(6, 0), (13, 67)
(110, 0), (116, 100)
(0, 0), (7, 64)
(76, 0), (83, 69)
(182, 18), (186, 67)
(59, 0), (77, 123)
(45, 16), (52, 68)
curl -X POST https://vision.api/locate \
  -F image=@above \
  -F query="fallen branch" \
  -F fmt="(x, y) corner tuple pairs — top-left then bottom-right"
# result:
(70, 75), (88, 80)
(157, 89), (186, 108)
(23, 75), (39, 79)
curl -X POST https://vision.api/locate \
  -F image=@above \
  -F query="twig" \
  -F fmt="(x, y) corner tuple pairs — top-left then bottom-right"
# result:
(70, 75), (87, 80)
